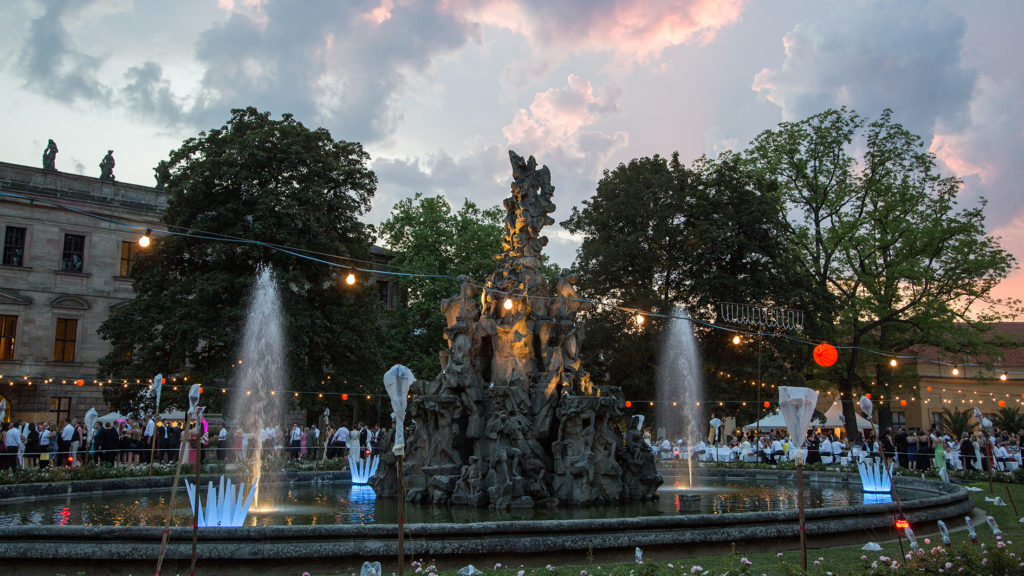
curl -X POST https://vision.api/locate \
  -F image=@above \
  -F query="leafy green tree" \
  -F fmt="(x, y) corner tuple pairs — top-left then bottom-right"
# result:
(97, 107), (380, 418)
(562, 153), (805, 422)
(939, 407), (975, 439)
(748, 108), (1020, 439)
(376, 194), (504, 377)
(993, 406), (1024, 433)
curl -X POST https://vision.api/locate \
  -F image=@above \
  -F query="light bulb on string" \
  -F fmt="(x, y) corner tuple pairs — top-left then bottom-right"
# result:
(138, 229), (152, 248)
(889, 358), (898, 367)
(635, 312), (645, 326)
(345, 272), (357, 286)
(732, 335), (741, 345)
(503, 298), (513, 311)
(1001, 372), (1008, 381)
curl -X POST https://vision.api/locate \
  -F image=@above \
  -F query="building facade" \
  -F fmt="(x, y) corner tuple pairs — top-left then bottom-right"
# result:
(0, 161), (166, 425)
(1, 160), (404, 428)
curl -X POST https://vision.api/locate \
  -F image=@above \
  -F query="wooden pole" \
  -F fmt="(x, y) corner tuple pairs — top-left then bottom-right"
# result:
(148, 412), (160, 478)
(796, 461), (807, 571)
(155, 411), (194, 576)
(397, 453), (405, 576)
(189, 413), (203, 576)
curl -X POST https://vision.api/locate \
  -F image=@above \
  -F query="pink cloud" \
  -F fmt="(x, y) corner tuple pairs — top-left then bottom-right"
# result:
(444, 0), (745, 63)
(989, 216), (1024, 318)
(502, 74), (626, 159)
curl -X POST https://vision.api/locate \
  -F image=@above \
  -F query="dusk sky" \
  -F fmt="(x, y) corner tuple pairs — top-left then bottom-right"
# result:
(1, 1), (1021, 311)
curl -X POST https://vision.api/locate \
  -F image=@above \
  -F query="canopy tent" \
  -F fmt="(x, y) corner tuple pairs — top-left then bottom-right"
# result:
(821, 400), (875, 430)
(743, 401), (874, 433)
(742, 411), (788, 431)
(96, 409), (186, 423)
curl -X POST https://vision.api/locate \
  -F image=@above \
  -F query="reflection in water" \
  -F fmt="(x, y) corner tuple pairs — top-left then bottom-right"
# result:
(0, 478), (913, 527)
(348, 485), (376, 524)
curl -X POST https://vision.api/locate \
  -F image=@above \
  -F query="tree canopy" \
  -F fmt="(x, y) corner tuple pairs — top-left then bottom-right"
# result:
(562, 152), (806, 420)
(376, 194), (504, 377)
(567, 107), (1019, 434)
(97, 107), (380, 417)
(748, 107), (1019, 439)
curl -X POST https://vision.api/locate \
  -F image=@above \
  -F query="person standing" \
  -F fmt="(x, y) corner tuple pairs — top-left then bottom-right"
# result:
(289, 424), (302, 460)
(59, 416), (76, 467)
(141, 414), (155, 464)
(38, 423), (52, 469)
(2, 421), (23, 471)
(894, 427), (909, 468)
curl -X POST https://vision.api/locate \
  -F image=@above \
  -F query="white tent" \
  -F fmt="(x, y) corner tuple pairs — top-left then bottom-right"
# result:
(744, 401), (874, 433)
(96, 409), (186, 423)
(821, 400), (875, 430)
(742, 411), (788, 431)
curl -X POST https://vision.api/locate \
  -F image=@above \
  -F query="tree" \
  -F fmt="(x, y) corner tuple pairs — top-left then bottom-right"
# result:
(748, 108), (1020, 440)
(939, 407), (975, 439)
(562, 154), (806, 421)
(97, 107), (380, 418)
(376, 194), (504, 377)
(993, 406), (1024, 433)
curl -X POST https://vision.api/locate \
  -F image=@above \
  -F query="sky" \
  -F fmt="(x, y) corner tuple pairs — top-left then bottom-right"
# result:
(1, 0), (1022, 311)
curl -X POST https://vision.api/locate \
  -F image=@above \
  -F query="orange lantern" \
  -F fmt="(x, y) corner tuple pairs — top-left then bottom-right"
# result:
(865, 393), (872, 400)
(625, 400), (632, 408)
(74, 379), (84, 386)
(998, 400), (1006, 407)
(900, 399), (907, 407)
(813, 343), (838, 367)
(763, 401), (770, 408)
(341, 393), (348, 401)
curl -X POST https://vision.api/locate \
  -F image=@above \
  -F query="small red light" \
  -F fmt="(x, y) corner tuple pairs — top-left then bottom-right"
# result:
(342, 393), (348, 401)
(865, 393), (872, 399)
(895, 517), (909, 530)
(763, 401), (770, 408)
(625, 400), (632, 408)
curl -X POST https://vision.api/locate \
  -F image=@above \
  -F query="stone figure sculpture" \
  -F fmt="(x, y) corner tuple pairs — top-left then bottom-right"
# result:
(99, 150), (116, 182)
(370, 151), (662, 507)
(42, 139), (58, 171)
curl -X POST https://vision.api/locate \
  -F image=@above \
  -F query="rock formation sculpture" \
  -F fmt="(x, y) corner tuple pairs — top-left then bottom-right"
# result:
(370, 151), (662, 508)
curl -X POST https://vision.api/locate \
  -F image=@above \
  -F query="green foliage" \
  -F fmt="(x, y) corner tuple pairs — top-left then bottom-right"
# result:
(993, 405), (1024, 433)
(97, 107), (380, 418)
(376, 193), (504, 377)
(747, 107), (1020, 439)
(562, 153), (807, 421)
(939, 406), (976, 438)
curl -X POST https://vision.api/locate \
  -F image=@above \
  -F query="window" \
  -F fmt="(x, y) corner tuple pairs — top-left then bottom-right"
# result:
(890, 411), (906, 427)
(0, 315), (16, 360)
(930, 411), (944, 430)
(378, 281), (390, 307)
(61, 234), (85, 272)
(53, 318), (78, 362)
(2, 226), (26, 267)
(50, 397), (71, 427)
(119, 241), (140, 277)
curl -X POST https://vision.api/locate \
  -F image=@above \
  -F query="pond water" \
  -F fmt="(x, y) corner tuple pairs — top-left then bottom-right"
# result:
(0, 476), (908, 527)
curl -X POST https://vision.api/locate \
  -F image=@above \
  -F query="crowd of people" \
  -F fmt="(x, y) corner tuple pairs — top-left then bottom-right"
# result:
(1, 416), (386, 472)
(648, 424), (1024, 472)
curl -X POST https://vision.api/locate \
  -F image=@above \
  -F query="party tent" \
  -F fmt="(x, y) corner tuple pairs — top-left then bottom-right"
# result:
(821, 400), (875, 431)
(741, 411), (788, 431)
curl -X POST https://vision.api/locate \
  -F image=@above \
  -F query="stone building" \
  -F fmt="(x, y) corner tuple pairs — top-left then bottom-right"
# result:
(0, 160), (165, 425)
(0, 160), (402, 427)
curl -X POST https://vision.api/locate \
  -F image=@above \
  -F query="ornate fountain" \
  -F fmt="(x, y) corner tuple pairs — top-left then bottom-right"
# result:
(370, 151), (662, 508)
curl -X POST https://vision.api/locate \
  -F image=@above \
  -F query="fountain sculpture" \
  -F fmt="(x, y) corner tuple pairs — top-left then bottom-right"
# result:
(370, 151), (662, 508)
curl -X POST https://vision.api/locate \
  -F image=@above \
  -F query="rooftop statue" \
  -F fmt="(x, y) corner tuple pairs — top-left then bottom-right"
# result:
(42, 139), (58, 171)
(370, 151), (662, 508)
(99, 150), (116, 182)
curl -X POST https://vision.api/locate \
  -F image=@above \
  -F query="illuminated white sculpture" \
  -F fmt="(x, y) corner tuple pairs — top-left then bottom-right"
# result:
(183, 475), (259, 527)
(857, 459), (894, 493)
(350, 454), (379, 484)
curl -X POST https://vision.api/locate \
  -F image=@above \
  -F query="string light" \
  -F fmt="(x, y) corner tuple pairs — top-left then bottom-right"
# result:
(503, 298), (513, 311)
(138, 229), (152, 248)
(345, 272), (356, 286)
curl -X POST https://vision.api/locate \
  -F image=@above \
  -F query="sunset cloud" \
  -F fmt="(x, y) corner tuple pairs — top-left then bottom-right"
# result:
(445, 0), (745, 63)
